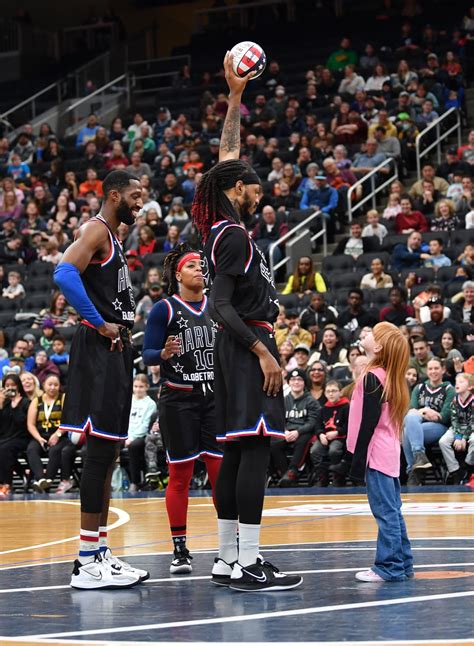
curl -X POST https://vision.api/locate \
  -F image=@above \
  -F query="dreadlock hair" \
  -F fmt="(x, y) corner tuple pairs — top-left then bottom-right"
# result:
(163, 242), (198, 296)
(191, 159), (258, 242)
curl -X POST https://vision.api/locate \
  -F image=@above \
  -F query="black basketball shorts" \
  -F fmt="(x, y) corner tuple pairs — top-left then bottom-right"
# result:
(159, 383), (222, 463)
(59, 324), (133, 441)
(213, 326), (285, 442)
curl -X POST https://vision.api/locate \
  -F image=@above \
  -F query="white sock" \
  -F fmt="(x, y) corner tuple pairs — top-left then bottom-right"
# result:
(238, 522), (260, 567)
(217, 518), (238, 563)
(78, 529), (99, 565)
(98, 526), (108, 554)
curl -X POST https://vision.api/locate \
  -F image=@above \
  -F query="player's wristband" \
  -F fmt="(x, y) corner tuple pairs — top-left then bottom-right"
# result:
(54, 262), (105, 329)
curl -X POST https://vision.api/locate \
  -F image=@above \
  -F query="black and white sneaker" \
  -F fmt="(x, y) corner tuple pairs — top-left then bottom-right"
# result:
(102, 548), (150, 582)
(211, 557), (234, 586)
(229, 559), (303, 592)
(170, 548), (193, 574)
(70, 554), (140, 590)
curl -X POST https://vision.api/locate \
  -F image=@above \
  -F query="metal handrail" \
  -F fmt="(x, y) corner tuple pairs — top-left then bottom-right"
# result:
(128, 54), (190, 68)
(268, 211), (326, 281)
(347, 157), (397, 222)
(415, 108), (462, 180)
(65, 75), (127, 114)
(0, 81), (62, 121)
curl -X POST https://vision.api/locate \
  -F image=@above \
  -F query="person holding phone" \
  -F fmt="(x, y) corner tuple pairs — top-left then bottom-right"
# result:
(0, 374), (30, 497)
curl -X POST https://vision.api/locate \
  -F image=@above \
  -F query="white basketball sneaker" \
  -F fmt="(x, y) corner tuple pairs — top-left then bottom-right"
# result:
(102, 547), (150, 582)
(70, 554), (140, 590)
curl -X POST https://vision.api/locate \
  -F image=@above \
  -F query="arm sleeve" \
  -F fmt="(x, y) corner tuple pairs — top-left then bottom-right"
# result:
(54, 262), (105, 328)
(300, 190), (309, 209)
(209, 227), (258, 348)
(281, 276), (294, 295)
(349, 373), (383, 483)
(210, 275), (258, 348)
(410, 384), (420, 409)
(315, 272), (327, 292)
(295, 398), (322, 437)
(142, 300), (172, 365)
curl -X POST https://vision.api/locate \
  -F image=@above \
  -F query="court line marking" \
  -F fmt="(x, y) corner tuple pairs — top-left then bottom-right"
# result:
(21, 590), (474, 639)
(1, 562), (472, 595)
(1, 537), (472, 571)
(0, 501), (129, 556)
(0, 640), (473, 646)
(1, 641), (473, 646)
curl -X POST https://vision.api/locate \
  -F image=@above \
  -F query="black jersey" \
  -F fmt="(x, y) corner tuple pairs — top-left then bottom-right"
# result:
(80, 214), (135, 329)
(161, 294), (217, 388)
(204, 220), (280, 323)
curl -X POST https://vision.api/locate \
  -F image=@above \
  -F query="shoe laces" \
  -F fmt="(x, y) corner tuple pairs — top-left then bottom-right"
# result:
(257, 557), (279, 574)
(174, 547), (192, 561)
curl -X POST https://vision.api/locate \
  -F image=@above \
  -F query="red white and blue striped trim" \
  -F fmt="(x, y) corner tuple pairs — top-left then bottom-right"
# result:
(172, 294), (207, 316)
(89, 215), (116, 267)
(164, 299), (174, 325)
(58, 416), (127, 441)
(166, 449), (223, 464)
(164, 380), (193, 392)
(216, 415), (285, 442)
(210, 222), (253, 274)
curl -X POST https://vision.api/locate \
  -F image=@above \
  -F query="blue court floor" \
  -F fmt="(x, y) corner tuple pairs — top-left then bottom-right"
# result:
(0, 487), (472, 645)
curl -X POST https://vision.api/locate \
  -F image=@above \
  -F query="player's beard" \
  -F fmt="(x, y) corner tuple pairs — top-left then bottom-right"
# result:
(117, 197), (135, 225)
(238, 189), (254, 226)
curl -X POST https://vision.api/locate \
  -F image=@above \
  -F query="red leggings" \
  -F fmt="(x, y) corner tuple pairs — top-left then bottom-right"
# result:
(165, 456), (221, 538)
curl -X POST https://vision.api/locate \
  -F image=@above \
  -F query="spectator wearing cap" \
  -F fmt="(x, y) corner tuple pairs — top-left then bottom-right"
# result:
(75, 113), (99, 147)
(39, 320), (56, 353)
(333, 221), (379, 259)
(152, 107), (172, 146)
(270, 367), (322, 487)
(292, 344), (312, 372)
(299, 173), (338, 241)
(437, 147), (471, 182)
(409, 162), (449, 199)
(267, 85), (288, 121)
(10, 131), (35, 164)
(423, 297), (463, 347)
(392, 231), (429, 271)
(125, 249), (144, 272)
(202, 138), (220, 171)
(275, 310), (312, 350)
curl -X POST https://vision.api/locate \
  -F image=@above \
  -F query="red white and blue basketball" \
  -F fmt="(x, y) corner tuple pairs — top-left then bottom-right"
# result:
(230, 41), (266, 80)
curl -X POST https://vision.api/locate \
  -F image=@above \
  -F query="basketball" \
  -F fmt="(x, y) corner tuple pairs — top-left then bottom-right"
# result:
(230, 41), (266, 79)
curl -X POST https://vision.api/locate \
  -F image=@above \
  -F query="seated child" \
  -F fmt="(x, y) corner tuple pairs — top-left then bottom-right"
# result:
(310, 380), (350, 486)
(438, 373), (473, 485)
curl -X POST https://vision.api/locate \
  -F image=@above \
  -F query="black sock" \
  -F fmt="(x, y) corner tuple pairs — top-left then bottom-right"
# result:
(172, 535), (187, 553)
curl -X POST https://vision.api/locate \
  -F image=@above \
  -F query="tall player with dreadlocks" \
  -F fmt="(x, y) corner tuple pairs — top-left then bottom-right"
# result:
(143, 243), (222, 574)
(192, 52), (303, 592)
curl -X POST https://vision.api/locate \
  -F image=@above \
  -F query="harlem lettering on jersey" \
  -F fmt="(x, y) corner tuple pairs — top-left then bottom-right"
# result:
(161, 294), (216, 385)
(80, 214), (135, 328)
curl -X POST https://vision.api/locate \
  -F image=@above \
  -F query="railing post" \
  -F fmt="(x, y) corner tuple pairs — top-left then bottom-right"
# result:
(32, 99), (36, 120)
(457, 113), (462, 149)
(436, 123), (441, 165)
(371, 175), (376, 209)
(56, 82), (62, 106)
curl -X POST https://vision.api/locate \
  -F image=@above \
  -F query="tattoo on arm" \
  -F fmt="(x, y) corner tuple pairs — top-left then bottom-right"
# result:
(220, 104), (241, 160)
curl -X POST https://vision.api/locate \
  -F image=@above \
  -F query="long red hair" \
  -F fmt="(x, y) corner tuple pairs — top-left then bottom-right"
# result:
(366, 322), (410, 436)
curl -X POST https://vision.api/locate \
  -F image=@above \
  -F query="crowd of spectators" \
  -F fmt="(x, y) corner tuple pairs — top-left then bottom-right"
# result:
(0, 10), (473, 494)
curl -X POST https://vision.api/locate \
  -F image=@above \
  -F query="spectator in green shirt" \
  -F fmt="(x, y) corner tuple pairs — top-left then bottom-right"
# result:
(326, 38), (358, 73)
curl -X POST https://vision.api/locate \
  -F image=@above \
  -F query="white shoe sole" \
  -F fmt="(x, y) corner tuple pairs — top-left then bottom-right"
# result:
(170, 564), (192, 574)
(70, 577), (139, 590)
(229, 578), (303, 592)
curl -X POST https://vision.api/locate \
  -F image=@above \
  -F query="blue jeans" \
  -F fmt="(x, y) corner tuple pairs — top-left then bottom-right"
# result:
(366, 468), (413, 581)
(402, 413), (447, 472)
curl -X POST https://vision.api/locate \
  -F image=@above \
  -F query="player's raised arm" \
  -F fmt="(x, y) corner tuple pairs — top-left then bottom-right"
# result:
(219, 51), (253, 163)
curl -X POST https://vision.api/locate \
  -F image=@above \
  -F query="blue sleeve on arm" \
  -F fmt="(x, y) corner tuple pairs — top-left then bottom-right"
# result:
(142, 300), (171, 365)
(54, 263), (105, 328)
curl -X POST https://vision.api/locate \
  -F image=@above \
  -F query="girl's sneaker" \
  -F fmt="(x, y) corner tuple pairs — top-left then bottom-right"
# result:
(170, 548), (193, 574)
(56, 480), (73, 494)
(355, 569), (385, 582)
